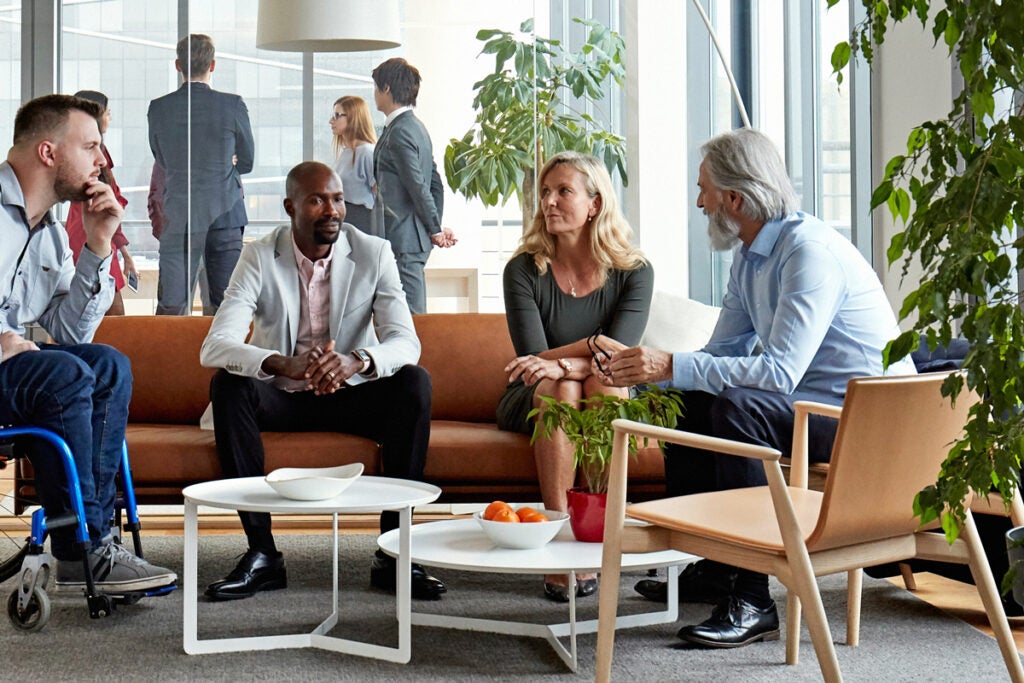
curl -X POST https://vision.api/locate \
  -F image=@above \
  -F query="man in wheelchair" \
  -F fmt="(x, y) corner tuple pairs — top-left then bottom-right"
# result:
(0, 94), (175, 593)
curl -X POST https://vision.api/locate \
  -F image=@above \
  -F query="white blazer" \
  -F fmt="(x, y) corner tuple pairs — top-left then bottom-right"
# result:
(200, 223), (420, 380)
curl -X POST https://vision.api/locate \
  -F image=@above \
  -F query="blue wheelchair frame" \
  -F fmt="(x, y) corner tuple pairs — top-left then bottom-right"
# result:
(1, 426), (174, 629)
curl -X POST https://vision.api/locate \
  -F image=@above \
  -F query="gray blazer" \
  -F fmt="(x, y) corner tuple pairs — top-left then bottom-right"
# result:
(148, 82), (255, 235)
(373, 110), (444, 253)
(200, 224), (420, 380)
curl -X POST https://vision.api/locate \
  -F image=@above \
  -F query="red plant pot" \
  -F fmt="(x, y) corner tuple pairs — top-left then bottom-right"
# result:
(566, 487), (607, 543)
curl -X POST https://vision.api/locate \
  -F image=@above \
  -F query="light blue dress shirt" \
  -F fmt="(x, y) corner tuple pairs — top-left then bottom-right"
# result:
(0, 161), (112, 359)
(671, 212), (916, 397)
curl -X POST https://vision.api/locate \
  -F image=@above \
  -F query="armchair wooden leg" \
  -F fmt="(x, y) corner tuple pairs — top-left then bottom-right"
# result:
(846, 568), (861, 647)
(898, 562), (917, 591)
(786, 590), (801, 665)
(595, 430), (631, 683)
(961, 512), (1024, 683)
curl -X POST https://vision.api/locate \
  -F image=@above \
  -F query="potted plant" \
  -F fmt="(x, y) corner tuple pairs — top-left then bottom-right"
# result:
(528, 386), (684, 541)
(828, 2), (1024, 547)
(444, 17), (627, 226)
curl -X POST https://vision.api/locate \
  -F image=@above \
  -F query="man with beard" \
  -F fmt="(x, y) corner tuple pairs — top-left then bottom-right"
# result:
(596, 128), (915, 649)
(199, 161), (445, 602)
(0, 94), (177, 591)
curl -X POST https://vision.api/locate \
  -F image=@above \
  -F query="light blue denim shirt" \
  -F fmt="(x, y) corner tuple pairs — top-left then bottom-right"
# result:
(672, 212), (916, 397)
(0, 161), (112, 359)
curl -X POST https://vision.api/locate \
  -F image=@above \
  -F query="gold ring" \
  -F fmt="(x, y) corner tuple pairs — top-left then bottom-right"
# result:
(328, 370), (336, 379)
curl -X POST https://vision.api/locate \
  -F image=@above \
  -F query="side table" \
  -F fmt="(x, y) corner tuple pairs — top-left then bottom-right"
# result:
(378, 518), (694, 671)
(182, 475), (440, 662)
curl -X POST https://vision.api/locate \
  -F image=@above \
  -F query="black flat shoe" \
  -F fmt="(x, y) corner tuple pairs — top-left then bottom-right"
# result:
(205, 548), (286, 601)
(676, 596), (780, 648)
(634, 560), (737, 604)
(370, 551), (447, 601)
(544, 577), (599, 603)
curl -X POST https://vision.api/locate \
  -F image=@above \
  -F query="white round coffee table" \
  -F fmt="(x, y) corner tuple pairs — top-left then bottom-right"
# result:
(377, 518), (694, 671)
(182, 475), (440, 663)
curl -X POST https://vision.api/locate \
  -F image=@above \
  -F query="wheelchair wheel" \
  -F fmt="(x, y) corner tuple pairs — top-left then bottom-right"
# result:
(7, 586), (50, 632)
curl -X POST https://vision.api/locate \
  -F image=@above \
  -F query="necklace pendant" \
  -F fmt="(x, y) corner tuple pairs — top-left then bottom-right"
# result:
(570, 283), (577, 297)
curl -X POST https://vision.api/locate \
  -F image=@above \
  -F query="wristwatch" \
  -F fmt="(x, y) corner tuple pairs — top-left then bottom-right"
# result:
(351, 348), (373, 374)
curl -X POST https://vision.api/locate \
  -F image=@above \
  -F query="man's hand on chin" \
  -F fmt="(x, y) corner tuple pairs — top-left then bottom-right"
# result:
(81, 179), (124, 258)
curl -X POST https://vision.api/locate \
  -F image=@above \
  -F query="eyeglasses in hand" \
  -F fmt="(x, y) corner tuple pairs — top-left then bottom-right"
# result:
(587, 327), (611, 374)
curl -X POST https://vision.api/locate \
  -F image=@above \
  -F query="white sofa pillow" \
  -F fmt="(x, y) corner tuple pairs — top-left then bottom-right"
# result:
(640, 291), (721, 353)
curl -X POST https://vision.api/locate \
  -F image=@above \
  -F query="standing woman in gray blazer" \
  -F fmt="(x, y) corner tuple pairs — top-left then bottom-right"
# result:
(329, 95), (379, 237)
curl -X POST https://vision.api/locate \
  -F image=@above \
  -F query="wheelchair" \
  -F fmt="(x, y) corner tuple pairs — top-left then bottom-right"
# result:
(0, 426), (175, 631)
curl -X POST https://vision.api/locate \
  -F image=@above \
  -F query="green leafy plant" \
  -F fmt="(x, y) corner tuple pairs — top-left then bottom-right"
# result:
(829, 0), (1024, 541)
(444, 17), (626, 225)
(528, 386), (684, 494)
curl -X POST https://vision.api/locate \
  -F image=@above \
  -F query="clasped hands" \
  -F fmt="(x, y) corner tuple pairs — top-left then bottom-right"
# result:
(430, 227), (457, 248)
(263, 340), (360, 395)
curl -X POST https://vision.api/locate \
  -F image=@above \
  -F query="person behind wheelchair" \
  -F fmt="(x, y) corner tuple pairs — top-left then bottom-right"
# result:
(0, 94), (175, 592)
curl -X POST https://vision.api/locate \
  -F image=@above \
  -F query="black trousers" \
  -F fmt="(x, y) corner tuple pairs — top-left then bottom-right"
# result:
(665, 387), (842, 604)
(210, 365), (431, 553)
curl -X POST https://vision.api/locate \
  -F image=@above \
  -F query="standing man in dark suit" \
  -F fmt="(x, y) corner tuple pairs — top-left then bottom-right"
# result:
(149, 33), (254, 316)
(371, 57), (456, 314)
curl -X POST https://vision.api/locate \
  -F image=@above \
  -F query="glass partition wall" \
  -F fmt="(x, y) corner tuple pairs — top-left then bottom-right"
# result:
(14, 1), (869, 314)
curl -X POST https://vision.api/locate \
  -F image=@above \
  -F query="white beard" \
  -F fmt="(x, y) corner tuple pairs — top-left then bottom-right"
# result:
(707, 208), (742, 251)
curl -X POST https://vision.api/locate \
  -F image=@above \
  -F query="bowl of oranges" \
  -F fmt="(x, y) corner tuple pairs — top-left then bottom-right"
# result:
(474, 501), (569, 549)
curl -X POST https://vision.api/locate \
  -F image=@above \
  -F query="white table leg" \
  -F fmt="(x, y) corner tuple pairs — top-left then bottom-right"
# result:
(182, 500), (199, 654)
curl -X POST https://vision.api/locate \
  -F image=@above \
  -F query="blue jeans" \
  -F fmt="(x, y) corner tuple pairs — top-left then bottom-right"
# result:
(0, 344), (132, 560)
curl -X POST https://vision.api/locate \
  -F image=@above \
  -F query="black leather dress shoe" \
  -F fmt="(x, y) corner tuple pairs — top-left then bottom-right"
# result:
(543, 577), (599, 603)
(369, 551), (447, 601)
(205, 548), (287, 601)
(634, 560), (737, 604)
(676, 596), (780, 648)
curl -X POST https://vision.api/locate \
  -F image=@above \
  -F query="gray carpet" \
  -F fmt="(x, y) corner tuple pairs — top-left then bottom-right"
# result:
(0, 532), (1018, 682)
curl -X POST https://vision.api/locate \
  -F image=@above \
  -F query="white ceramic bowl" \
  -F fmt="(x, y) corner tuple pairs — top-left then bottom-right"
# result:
(474, 507), (569, 549)
(265, 463), (364, 501)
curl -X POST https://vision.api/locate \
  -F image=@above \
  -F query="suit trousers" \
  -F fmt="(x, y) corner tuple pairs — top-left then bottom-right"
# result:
(156, 225), (243, 315)
(0, 344), (131, 559)
(209, 365), (432, 553)
(393, 249), (431, 314)
(664, 387), (842, 605)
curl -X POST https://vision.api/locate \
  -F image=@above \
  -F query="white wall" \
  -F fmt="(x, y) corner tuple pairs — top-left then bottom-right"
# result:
(624, 0), (689, 297)
(871, 15), (953, 323)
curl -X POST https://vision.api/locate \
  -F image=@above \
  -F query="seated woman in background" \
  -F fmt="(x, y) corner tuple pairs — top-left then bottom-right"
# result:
(498, 151), (653, 603)
(64, 89), (135, 315)
(329, 95), (378, 236)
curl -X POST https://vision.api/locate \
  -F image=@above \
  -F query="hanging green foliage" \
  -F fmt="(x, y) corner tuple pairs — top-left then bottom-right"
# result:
(829, 0), (1024, 541)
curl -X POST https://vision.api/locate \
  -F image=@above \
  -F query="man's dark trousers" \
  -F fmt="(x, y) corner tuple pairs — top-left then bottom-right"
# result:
(663, 386), (842, 602)
(210, 365), (432, 552)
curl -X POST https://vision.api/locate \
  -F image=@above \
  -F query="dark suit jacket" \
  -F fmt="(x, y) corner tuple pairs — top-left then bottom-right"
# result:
(148, 82), (254, 236)
(373, 110), (444, 253)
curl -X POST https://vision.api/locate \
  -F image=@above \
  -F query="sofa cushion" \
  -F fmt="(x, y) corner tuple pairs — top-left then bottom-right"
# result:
(641, 291), (720, 353)
(93, 316), (215, 425)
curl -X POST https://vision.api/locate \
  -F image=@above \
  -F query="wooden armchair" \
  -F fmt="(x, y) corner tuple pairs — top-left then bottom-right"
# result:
(595, 373), (1023, 683)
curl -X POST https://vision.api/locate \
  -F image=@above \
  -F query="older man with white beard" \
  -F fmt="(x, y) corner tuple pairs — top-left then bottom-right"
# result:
(596, 128), (915, 650)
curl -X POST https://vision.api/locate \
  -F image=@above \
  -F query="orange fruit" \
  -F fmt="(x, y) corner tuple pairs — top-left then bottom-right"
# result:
(484, 500), (512, 520)
(491, 507), (521, 523)
(520, 511), (548, 523)
(516, 506), (540, 518)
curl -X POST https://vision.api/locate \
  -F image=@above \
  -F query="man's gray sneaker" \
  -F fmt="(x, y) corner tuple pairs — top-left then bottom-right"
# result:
(56, 541), (177, 592)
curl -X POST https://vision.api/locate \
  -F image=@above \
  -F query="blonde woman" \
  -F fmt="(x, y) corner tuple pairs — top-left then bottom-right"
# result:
(329, 95), (378, 235)
(498, 151), (654, 602)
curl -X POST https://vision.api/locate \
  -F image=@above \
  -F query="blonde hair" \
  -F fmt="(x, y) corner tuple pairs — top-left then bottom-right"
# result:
(514, 151), (644, 287)
(332, 95), (377, 162)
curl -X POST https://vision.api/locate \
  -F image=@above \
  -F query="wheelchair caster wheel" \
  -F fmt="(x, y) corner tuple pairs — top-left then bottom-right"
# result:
(7, 587), (50, 632)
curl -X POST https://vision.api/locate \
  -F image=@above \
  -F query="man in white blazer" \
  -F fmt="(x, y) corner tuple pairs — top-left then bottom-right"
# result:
(199, 161), (445, 601)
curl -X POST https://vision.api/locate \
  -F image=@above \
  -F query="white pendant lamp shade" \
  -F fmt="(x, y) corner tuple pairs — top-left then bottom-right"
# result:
(256, 0), (401, 52)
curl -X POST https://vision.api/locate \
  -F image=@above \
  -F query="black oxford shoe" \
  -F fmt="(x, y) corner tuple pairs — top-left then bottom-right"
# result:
(544, 577), (599, 603)
(205, 548), (287, 601)
(634, 559), (737, 604)
(370, 551), (447, 601)
(676, 596), (780, 648)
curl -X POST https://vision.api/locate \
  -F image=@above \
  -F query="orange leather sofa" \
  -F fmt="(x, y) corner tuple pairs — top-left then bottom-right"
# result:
(18, 314), (667, 505)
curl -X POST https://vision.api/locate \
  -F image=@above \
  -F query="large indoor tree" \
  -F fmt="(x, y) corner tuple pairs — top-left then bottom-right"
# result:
(830, 0), (1024, 540)
(444, 17), (626, 226)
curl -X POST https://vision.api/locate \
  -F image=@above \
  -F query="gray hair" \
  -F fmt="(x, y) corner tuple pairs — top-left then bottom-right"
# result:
(700, 128), (799, 222)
